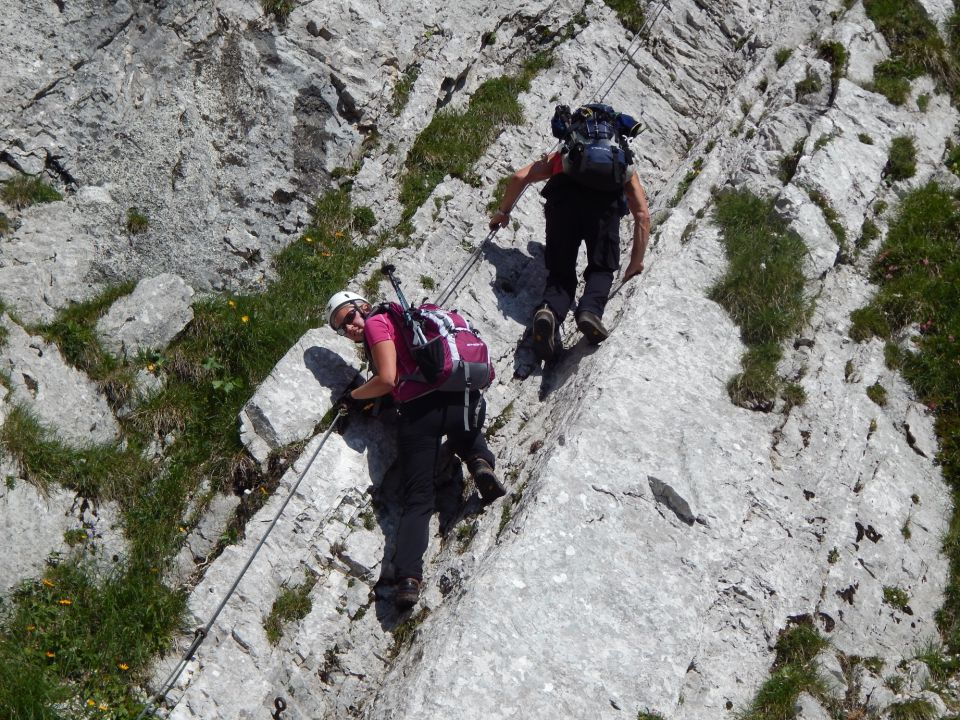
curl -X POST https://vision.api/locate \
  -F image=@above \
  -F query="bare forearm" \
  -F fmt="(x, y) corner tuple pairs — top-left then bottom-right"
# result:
(352, 375), (394, 399)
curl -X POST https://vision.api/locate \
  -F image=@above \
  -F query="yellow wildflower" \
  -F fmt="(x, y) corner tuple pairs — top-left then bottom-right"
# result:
(334, 231), (344, 237)
(99, 704), (109, 711)
(321, 251), (332, 257)
(241, 315), (250, 323)
(42, 578), (55, 588)
(118, 662), (129, 671)
(178, 526), (186, 534)
(26, 625), (35, 631)
(147, 363), (156, 373)
(46, 651), (55, 658)
(58, 598), (72, 606)
(87, 699), (96, 707)
(304, 236), (314, 243)
(228, 299), (236, 308)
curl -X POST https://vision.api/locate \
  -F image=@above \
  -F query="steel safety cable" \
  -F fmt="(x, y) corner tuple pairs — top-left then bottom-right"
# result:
(591, 0), (669, 105)
(135, 411), (346, 719)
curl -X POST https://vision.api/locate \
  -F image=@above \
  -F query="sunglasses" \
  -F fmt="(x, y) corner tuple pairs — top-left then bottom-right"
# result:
(335, 307), (360, 336)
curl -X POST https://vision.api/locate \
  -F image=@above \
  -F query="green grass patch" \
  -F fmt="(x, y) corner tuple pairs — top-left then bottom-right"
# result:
(456, 520), (478, 552)
(947, 143), (960, 176)
(261, 0), (293, 22)
(883, 586), (910, 612)
(31, 281), (135, 380)
(390, 64), (421, 116)
(740, 621), (828, 719)
(710, 189), (810, 411)
(916, 640), (960, 681)
(1, 175), (62, 210)
(807, 190), (848, 257)
(867, 381), (888, 406)
(0, 211), (10, 236)
(795, 68), (823, 99)
(0, 406), (148, 500)
(601, 0), (645, 34)
(125, 208), (148, 235)
(778, 139), (805, 185)
(264, 575), (317, 645)
(857, 217), (880, 250)
(390, 607), (430, 659)
(399, 51), (553, 224)
(484, 401), (514, 439)
(774, 48), (792, 69)
(352, 206), (376, 234)
(818, 41), (848, 84)
(0, 560), (184, 718)
(885, 136), (918, 181)
(670, 158), (704, 207)
(865, 0), (958, 103)
(889, 698), (938, 720)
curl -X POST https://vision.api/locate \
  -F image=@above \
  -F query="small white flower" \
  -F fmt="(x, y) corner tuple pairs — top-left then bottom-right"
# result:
(759, 262), (767, 270)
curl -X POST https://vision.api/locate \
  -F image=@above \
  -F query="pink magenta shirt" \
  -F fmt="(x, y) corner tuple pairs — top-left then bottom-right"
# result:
(363, 312), (433, 403)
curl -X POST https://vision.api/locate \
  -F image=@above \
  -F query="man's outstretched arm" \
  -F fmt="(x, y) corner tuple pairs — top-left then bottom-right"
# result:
(623, 173), (651, 280)
(489, 154), (557, 229)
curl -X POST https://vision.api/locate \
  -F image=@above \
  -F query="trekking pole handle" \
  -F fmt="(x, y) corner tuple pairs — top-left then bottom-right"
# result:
(380, 263), (428, 346)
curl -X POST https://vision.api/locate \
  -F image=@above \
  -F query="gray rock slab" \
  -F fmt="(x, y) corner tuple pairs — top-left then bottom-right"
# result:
(239, 329), (361, 463)
(158, 427), (391, 719)
(338, 529), (383, 582)
(795, 693), (831, 720)
(0, 199), (103, 325)
(0, 314), (119, 446)
(95, 273), (194, 359)
(0, 471), (126, 596)
(905, 403), (938, 460)
(0, 478), (77, 594)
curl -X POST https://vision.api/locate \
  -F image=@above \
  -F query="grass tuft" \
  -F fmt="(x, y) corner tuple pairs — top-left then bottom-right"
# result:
(885, 136), (918, 181)
(261, 0), (293, 22)
(125, 208), (148, 235)
(740, 621), (828, 719)
(264, 575), (317, 645)
(888, 698), (938, 720)
(710, 190), (810, 411)
(601, 0), (646, 34)
(390, 64), (421, 116)
(1, 175), (62, 210)
(774, 48), (792, 69)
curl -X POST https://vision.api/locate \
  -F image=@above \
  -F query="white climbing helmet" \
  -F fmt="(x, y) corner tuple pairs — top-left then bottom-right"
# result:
(324, 291), (368, 328)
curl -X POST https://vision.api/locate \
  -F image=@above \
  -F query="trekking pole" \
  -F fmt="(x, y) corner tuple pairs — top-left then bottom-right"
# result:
(380, 263), (428, 345)
(135, 410), (346, 719)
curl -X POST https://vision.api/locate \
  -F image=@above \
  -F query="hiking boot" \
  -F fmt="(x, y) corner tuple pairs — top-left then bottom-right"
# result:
(576, 311), (609, 345)
(467, 458), (507, 503)
(395, 577), (421, 610)
(532, 306), (557, 361)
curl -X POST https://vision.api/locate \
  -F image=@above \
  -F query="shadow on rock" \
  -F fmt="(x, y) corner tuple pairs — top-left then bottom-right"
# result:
(481, 240), (546, 325)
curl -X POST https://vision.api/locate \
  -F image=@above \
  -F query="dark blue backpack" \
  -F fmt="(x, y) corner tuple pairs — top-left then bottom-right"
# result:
(551, 103), (641, 192)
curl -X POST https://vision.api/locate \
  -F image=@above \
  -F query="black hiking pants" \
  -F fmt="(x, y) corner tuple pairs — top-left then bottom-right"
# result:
(542, 196), (621, 323)
(394, 391), (494, 581)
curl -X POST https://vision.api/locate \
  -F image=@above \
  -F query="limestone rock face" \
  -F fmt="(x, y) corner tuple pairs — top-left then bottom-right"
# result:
(1, 0), (957, 718)
(95, 273), (195, 360)
(0, 315), (119, 446)
(238, 330), (360, 463)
